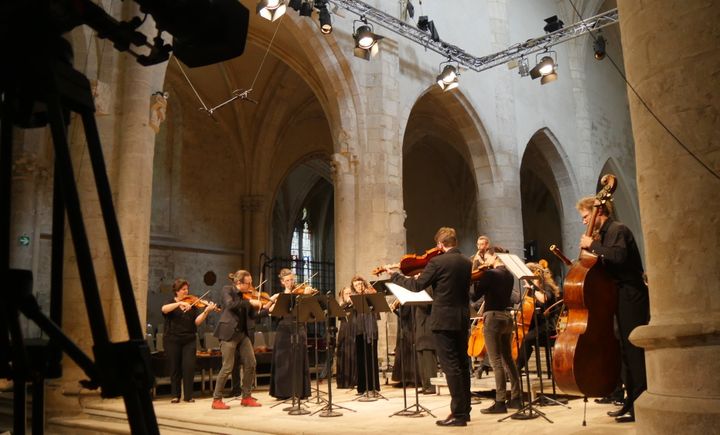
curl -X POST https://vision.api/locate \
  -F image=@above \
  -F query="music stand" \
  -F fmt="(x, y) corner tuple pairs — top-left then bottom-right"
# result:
(494, 254), (552, 424)
(385, 283), (435, 418)
(350, 293), (389, 402)
(312, 294), (356, 417)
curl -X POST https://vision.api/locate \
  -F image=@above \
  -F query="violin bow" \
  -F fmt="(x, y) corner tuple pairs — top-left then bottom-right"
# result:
(189, 289), (212, 308)
(291, 271), (319, 292)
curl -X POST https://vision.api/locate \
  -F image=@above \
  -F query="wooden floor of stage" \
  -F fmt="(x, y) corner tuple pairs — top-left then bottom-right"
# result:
(47, 375), (638, 434)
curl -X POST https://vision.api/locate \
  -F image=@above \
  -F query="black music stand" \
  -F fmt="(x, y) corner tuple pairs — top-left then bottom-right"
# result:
(350, 293), (388, 402)
(312, 294), (356, 417)
(494, 254), (551, 424)
(385, 283), (434, 418)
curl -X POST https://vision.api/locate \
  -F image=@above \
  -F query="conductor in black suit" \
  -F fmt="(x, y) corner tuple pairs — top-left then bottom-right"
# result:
(383, 227), (473, 427)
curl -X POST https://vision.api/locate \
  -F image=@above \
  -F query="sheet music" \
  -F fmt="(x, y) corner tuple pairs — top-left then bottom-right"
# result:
(497, 253), (535, 280)
(384, 282), (433, 306)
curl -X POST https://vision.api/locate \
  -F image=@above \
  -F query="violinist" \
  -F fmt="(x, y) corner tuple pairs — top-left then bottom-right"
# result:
(350, 275), (381, 396)
(211, 270), (265, 410)
(470, 249), (522, 414)
(161, 278), (217, 403)
(267, 268), (312, 400)
(515, 262), (560, 373)
(577, 196), (649, 423)
(380, 227), (472, 427)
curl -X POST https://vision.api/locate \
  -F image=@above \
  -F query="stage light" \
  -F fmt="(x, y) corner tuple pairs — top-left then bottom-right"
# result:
(543, 15), (564, 33)
(353, 19), (383, 60)
(529, 53), (556, 81)
(257, 0), (286, 22)
(299, 1), (313, 16)
(594, 35), (607, 60)
(436, 63), (459, 92)
(417, 15), (440, 42)
(316, 1), (332, 34)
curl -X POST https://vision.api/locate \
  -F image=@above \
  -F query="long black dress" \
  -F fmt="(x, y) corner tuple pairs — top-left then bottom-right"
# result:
(269, 315), (311, 400)
(391, 304), (416, 384)
(335, 303), (357, 389)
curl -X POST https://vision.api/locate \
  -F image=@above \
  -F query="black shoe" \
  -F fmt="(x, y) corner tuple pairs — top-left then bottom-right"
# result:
(595, 396), (614, 404)
(422, 386), (437, 395)
(480, 401), (507, 414)
(607, 405), (631, 418)
(507, 398), (522, 409)
(616, 415), (635, 423)
(436, 416), (468, 427)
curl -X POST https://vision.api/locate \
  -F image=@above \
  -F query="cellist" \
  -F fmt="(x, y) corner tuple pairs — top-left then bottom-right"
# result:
(576, 196), (649, 423)
(470, 248), (522, 414)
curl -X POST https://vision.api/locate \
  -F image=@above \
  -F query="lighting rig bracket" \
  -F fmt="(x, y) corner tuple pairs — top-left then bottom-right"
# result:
(327, 0), (618, 73)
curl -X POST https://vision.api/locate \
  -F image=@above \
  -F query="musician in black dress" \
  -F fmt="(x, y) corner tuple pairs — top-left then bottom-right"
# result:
(351, 275), (381, 395)
(267, 268), (312, 400)
(577, 196), (649, 423)
(161, 278), (216, 403)
(383, 227), (473, 427)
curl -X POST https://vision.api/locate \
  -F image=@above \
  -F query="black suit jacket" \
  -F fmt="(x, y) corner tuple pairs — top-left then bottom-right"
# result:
(390, 247), (472, 331)
(214, 285), (258, 342)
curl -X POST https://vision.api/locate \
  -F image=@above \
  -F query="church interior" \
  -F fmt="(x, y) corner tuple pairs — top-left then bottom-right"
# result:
(1, 0), (718, 433)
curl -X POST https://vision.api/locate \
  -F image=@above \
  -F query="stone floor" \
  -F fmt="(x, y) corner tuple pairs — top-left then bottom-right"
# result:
(49, 375), (638, 435)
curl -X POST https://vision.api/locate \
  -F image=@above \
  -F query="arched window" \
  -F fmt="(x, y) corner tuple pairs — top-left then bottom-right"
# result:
(291, 208), (312, 279)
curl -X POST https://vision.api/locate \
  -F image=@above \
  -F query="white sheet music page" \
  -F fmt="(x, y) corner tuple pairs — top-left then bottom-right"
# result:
(385, 282), (433, 306)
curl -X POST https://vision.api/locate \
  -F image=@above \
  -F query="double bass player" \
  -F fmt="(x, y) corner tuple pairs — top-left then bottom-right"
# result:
(577, 196), (649, 423)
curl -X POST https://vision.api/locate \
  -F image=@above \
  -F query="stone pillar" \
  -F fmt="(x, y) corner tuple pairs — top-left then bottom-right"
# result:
(617, 1), (720, 433)
(331, 150), (358, 289)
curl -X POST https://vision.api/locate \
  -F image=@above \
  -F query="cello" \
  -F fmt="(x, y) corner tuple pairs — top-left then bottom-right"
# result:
(552, 174), (621, 397)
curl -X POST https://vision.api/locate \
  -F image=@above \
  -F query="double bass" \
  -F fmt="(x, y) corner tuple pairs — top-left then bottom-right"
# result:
(552, 174), (621, 397)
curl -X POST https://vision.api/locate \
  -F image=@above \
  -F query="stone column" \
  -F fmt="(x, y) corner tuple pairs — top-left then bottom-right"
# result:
(617, 1), (720, 433)
(331, 150), (358, 289)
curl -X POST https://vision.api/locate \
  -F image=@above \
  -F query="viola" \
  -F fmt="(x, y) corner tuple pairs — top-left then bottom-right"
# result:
(372, 247), (443, 276)
(180, 294), (221, 312)
(552, 174), (621, 397)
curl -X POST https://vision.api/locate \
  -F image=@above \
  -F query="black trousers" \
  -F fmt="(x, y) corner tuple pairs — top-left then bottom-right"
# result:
(356, 336), (380, 393)
(164, 334), (196, 401)
(617, 284), (650, 411)
(433, 329), (471, 418)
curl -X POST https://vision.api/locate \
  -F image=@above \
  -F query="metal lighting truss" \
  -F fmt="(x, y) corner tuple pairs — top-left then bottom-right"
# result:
(327, 0), (618, 72)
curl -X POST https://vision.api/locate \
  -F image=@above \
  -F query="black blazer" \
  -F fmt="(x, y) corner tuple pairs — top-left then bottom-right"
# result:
(390, 247), (472, 331)
(213, 285), (259, 342)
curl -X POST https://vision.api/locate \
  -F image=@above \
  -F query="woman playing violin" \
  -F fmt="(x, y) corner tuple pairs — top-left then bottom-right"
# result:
(350, 275), (381, 396)
(267, 268), (312, 400)
(161, 278), (217, 403)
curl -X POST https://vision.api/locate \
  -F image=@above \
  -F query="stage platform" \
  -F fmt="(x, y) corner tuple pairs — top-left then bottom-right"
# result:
(45, 378), (638, 434)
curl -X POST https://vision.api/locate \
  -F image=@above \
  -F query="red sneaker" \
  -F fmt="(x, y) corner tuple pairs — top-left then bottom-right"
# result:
(241, 397), (262, 407)
(211, 399), (230, 410)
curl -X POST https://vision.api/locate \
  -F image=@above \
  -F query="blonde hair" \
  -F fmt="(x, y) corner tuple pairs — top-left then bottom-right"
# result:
(434, 227), (457, 248)
(576, 195), (614, 217)
(228, 270), (250, 284)
(526, 262), (560, 298)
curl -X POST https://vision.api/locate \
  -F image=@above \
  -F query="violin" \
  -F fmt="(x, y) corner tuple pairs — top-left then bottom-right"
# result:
(180, 294), (221, 312)
(239, 283), (273, 304)
(290, 283), (318, 295)
(372, 247), (443, 276)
